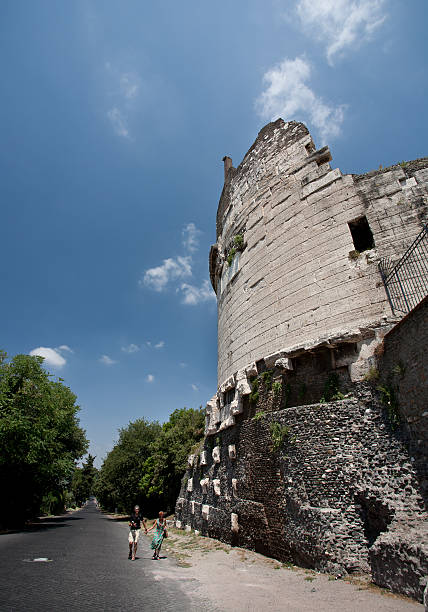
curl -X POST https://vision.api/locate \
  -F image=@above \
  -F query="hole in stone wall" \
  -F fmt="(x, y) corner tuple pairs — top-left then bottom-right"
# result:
(224, 389), (235, 405)
(355, 494), (394, 548)
(256, 359), (266, 374)
(348, 216), (375, 252)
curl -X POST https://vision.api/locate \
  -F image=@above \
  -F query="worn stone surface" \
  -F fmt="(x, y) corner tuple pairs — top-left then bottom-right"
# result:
(211, 119), (428, 386)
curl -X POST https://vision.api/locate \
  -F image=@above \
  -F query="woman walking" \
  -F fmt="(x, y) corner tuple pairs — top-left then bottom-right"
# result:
(147, 511), (167, 559)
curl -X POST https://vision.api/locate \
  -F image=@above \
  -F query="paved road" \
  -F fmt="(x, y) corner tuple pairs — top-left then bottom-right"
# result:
(0, 503), (211, 611)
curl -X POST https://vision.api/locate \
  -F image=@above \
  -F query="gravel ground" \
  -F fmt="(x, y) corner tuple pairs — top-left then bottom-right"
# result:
(145, 525), (424, 612)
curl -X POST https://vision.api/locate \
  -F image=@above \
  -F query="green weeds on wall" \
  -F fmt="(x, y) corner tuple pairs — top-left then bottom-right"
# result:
(249, 377), (259, 405)
(252, 410), (266, 422)
(377, 384), (401, 429)
(227, 247), (236, 267)
(270, 422), (296, 453)
(320, 373), (345, 403)
(260, 370), (273, 389)
(272, 381), (282, 397)
(233, 234), (244, 249)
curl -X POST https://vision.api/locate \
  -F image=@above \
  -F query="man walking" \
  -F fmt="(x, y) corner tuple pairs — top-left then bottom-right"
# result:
(128, 505), (147, 560)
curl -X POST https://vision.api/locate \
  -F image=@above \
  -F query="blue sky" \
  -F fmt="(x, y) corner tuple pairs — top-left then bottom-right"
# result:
(1, 0), (427, 466)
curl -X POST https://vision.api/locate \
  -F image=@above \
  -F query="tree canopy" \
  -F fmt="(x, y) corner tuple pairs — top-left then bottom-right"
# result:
(95, 407), (204, 515)
(0, 351), (88, 525)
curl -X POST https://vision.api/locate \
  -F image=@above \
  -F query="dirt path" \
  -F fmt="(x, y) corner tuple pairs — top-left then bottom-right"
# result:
(145, 526), (424, 612)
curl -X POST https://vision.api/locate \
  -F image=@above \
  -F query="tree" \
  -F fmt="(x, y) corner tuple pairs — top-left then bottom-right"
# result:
(139, 407), (204, 513)
(95, 407), (205, 515)
(0, 352), (88, 525)
(71, 454), (98, 506)
(94, 419), (161, 513)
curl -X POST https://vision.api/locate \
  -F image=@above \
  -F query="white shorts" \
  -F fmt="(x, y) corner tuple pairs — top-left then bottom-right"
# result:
(128, 529), (140, 543)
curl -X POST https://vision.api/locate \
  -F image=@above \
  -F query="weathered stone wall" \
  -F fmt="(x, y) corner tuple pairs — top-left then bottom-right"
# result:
(377, 295), (428, 504)
(211, 119), (428, 387)
(176, 385), (428, 601)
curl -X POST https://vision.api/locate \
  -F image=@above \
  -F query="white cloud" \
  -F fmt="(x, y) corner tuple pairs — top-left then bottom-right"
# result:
(142, 256), (192, 292)
(295, 0), (387, 64)
(121, 344), (140, 353)
(154, 341), (165, 349)
(191, 384), (199, 392)
(57, 345), (73, 353)
(107, 107), (130, 139)
(146, 374), (155, 383)
(256, 56), (345, 143)
(179, 280), (216, 306)
(179, 362), (187, 368)
(30, 347), (66, 368)
(120, 72), (139, 99)
(182, 223), (201, 253)
(99, 355), (117, 366)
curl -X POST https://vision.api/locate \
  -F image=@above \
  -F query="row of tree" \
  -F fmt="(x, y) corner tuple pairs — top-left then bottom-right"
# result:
(0, 351), (89, 526)
(0, 350), (205, 524)
(95, 407), (204, 515)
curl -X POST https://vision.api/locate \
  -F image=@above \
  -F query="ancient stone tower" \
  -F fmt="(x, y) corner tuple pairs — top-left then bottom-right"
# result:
(176, 119), (428, 602)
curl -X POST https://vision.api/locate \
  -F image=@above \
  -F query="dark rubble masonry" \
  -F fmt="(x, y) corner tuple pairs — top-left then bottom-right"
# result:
(176, 119), (428, 602)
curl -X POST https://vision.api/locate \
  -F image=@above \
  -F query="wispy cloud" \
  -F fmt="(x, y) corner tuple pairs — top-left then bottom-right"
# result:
(141, 256), (192, 292)
(29, 347), (66, 368)
(57, 345), (73, 353)
(146, 374), (155, 383)
(107, 107), (130, 139)
(191, 384), (199, 392)
(141, 224), (213, 306)
(99, 355), (117, 366)
(182, 223), (201, 253)
(120, 72), (139, 99)
(154, 341), (165, 349)
(121, 344), (140, 353)
(294, 0), (387, 64)
(179, 280), (216, 306)
(256, 56), (345, 143)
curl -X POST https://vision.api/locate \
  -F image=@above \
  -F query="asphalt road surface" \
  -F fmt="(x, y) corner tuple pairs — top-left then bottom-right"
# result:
(0, 502), (211, 611)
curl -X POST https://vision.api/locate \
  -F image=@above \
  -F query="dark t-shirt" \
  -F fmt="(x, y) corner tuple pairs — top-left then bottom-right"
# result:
(129, 512), (142, 530)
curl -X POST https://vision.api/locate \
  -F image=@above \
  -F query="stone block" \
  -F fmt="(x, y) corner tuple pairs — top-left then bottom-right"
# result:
(200, 450), (208, 466)
(191, 501), (195, 515)
(231, 398), (243, 415)
(185, 525), (192, 532)
(232, 478), (238, 497)
(200, 478), (209, 494)
(231, 513), (239, 533)
(187, 454), (195, 467)
(175, 520), (182, 529)
(187, 478), (193, 492)
(202, 504), (210, 521)
(212, 446), (221, 463)
(228, 444), (236, 460)
(275, 357), (293, 371)
(213, 479), (221, 496)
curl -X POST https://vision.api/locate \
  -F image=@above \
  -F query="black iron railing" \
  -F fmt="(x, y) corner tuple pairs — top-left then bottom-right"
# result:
(379, 224), (428, 314)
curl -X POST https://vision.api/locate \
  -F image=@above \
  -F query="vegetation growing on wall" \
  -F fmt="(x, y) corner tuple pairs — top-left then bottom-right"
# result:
(319, 373), (345, 403)
(270, 422), (295, 452)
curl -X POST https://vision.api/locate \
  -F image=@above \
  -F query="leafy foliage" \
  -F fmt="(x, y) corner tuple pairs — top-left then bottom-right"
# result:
(94, 419), (161, 514)
(319, 373), (345, 403)
(270, 422), (295, 452)
(71, 454), (98, 507)
(233, 234), (244, 249)
(95, 407), (204, 515)
(0, 351), (88, 525)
